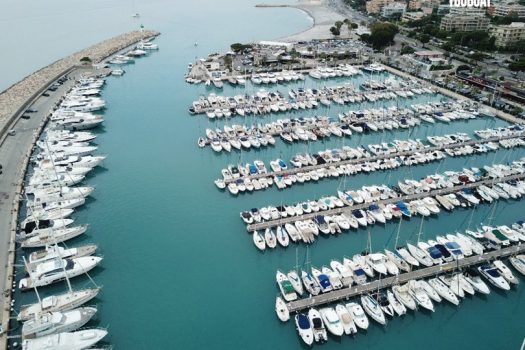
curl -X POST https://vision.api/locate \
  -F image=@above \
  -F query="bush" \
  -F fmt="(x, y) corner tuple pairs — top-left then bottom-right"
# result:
(401, 46), (415, 55)
(330, 26), (341, 36)
(80, 56), (91, 63)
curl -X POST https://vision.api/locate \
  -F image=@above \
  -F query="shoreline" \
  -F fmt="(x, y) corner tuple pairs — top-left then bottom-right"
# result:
(0, 30), (159, 348)
(257, 1), (349, 42)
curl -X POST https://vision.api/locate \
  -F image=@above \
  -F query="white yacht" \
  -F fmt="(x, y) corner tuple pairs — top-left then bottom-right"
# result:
(22, 329), (107, 350)
(295, 313), (313, 345)
(275, 297), (289, 322)
(493, 260), (519, 285)
(478, 264), (510, 290)
(392, 284), (417, 310)
(418, 279), (442, 303)
(346, 302), (369, 330)
(408, 280), (434, 312)
(287, 270), (304, 295)
(428, 278), (460, 305)
(320, 307), (344, 336)
(276, 270), (298, 301)
(387, 290), (407, 316)
(20, 225), (88, 248)
(308, 308), (328, 342)
(463, 269), (491, 294)
(19, 256), (102, 290)
(365, 253), (388, 275)
(509, 255), (525, 275)
(335, 304), (357, 335)
(22, 307), (97, 340)
(406, 243), (434, 267)
(18, 288), (100, 321)
(360, 295), (386, 325)
(27, 244), (97, 273)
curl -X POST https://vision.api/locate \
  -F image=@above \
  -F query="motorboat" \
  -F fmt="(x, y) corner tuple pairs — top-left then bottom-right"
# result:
(308, 308), (328, 342)
(19, 256), (102, 290)
(360, 294), (386, 325)
(18, 288), (100, 321)
(384, 249), (411, 272)
(275, 297), (289, 322)
(287, 270), (304, 295)
(439, 275), (465, 298)
(493, 260), (519, 285)
(365, 253), (388, 275)
(408, 280), (434, 312)
(371, 291), (395, 317)
(406, 243), (434, 267)
(301, 270), (321, 296)
(311, 267), (333, 293)
(428, 278), (459, 305)
(353, 254), (374, 278)
(418, 279), (442, 303)
(330, 260), (354, 287)
(320, 307), (344, 336)
(22, 307), (97, 340)
(478, 264), (510, 290)
(22, 329), (107, 350)
(276, 270), (298, 301)
(387, 290), (406, 316)
(27, 244), (97, 273)
(392, 283), (417, 311)
(345, 302), (369, 330)
(396, 247), (419, 267)
(335, 304), (357, 335)
(252, 231), (266, 251)
(295, 313), (313, 345)
(463, 268), (491, 294)
(509, 255), (525, 275)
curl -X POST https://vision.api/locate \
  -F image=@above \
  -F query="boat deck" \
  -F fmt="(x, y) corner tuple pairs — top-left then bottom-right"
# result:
(285, 243), (525, 312)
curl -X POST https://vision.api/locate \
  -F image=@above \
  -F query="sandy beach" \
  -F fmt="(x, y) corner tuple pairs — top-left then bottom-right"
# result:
(258, 0), (364, 42)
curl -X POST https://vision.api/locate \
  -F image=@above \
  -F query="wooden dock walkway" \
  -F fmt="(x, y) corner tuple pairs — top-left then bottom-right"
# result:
(246, 172), (525, 232)
(286, 243), (525, 312)
(224, 132), (524, 185)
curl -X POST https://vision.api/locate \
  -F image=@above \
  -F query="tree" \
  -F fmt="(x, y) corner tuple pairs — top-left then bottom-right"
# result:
(330, 26), (341, 36)
(366, 22), (399, 49)
(223, 55), (232, 72)
(351, 23), (358, 29)
(400, 46), (415, 55)
(80, 56), (91, 63)
(230, 43), (252, 52)
(418, 34), (431, 44)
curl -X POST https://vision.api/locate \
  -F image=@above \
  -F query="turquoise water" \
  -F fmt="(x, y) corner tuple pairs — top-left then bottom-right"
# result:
(8, 0), (525, 349)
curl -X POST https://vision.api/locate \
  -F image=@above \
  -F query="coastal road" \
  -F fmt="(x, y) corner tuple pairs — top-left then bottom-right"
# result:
(0, 74), (80, 326)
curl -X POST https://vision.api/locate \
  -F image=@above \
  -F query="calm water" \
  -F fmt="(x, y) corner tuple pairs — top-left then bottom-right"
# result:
(7, 0), (525, 349)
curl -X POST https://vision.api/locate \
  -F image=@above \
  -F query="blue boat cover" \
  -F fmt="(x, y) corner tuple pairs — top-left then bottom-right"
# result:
(278, 159), (286, 167)
(428, 246), (443, 259)
(298, 314), (310, 329)
(318, 274), (331, 288)
(355, 268), (366, 276)
(249, 164), (257, 174)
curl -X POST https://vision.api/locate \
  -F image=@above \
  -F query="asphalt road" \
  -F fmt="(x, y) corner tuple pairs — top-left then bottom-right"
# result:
(0, 73), (79, 325)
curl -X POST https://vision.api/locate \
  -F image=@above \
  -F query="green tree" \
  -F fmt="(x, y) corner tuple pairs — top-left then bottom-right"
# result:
(330, 26), (341, 36)
(367, 22), (399, 49)
(80, 56), (91, 63)
(224, 55), (233, 71)
(401, 46), (415, 54)
(418, 33), (431, 44)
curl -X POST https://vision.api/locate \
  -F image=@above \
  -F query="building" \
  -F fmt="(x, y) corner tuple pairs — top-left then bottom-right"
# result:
(420, 0), (441, 8)
(366, 0), (394, 14)
(490, 22), (525, 47)
(408, 0), (422, 10)
(449, 7), (487, 15)
(439, 14), (490, 31)
(381, 2), (407, 17)
(437, 4), (450, 14)
(402, 11), (427, 21)
(488, 3), (525, 17)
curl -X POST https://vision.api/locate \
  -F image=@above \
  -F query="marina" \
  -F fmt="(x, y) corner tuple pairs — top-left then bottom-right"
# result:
(215, 126), (525, 193)
(286, 241), (525, 312)
(2, 0), (525, 348)
(244, 161), (525, 233)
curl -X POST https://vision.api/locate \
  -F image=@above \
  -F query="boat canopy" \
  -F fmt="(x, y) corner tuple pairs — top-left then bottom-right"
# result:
(280, 280), (295, 294)
(298, 314), (310, 329)
(318, 274), (331, 289)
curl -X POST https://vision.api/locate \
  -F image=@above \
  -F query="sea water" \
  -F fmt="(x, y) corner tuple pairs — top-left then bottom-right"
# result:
(6, 0), (525, 349)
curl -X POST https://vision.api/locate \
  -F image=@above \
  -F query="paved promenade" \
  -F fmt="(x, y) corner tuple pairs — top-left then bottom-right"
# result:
(0, 30), (159, 347)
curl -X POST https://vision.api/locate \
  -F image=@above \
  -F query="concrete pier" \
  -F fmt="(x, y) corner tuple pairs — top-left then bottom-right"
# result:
(246, 172), (525, 232)
(286, 243), (525, 312)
